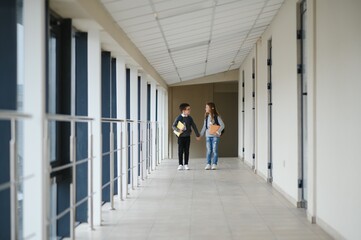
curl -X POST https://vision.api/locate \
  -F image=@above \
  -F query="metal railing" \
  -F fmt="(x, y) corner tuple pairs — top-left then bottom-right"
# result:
(0, 110), (32, 240)
(100, 118), (158, 209)
(45, 114), (94, 240)
(1, 110), (162, 240)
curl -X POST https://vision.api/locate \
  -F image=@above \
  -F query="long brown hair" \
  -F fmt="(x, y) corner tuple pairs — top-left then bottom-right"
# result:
(205, 102), (219, 121)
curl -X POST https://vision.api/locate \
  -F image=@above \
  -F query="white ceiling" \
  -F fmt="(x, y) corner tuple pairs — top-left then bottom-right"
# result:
(96, 0), (284, 85)
(100, 0), (284, 85)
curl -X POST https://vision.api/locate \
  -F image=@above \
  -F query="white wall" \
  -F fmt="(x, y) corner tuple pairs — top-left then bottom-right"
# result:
(255, 37), (269, 179)
(240, 0), (361, 239)
(268, 0), (299, 203)
(241, 48), (256, 168)
(315, 1), (361, 239)
(240, 0), (300, 202)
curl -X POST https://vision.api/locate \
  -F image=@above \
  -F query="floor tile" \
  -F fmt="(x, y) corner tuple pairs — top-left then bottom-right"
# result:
(75, 158), (333, 240)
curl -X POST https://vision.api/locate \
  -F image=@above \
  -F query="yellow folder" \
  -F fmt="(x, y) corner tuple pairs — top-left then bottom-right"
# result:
(174, 121), (185, 137)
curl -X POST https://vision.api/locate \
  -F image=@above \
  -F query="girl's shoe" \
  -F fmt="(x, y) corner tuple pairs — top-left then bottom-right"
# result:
(205, 164), (211, 170)
(211, 164), (217, 170)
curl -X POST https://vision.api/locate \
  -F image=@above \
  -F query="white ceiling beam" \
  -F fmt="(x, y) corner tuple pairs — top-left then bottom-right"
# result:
(170, 69), (239, 86)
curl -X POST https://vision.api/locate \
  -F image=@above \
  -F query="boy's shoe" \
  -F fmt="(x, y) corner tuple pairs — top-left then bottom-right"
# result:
(205, 164), (211, 170)
(184, 165), (190, 170)
(211, 164), (217, 170)
(177, 165), (183, 170)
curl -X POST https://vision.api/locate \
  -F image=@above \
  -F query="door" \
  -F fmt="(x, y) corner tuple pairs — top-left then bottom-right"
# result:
(241, 71), (245, 159)
(267, 39), (273, 183)
(298, 0), (308, 208)
(252, 58), (256, 170)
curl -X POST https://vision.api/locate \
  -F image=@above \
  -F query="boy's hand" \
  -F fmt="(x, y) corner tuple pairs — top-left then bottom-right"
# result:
(179, 130), (183, 134)
(196, 137), (201, 141)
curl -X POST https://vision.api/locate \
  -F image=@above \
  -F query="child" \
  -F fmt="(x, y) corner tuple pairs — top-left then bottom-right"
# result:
(199, 102), (225, 170)
(172, 103), (200, 170)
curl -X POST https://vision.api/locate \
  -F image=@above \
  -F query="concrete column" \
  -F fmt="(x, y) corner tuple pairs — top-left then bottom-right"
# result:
(23, 1), (46, 238)
(150, 81), (157, 171)
(129, 66), (138, 189)
(115, 56), (126, 200)
(87, 29), (102, 226)
(164, 91), (169, 159)
(140, 73), (148, 179)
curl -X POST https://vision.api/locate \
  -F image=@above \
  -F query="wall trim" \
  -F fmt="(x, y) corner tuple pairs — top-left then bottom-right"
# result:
(316, 217), (346, 240)
(272, 181), (298, 207)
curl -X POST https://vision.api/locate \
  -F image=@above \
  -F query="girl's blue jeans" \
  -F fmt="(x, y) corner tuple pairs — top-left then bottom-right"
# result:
(206, 136), (220, 165)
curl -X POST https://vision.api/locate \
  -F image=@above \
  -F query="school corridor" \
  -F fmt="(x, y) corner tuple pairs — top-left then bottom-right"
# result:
(1, 0), (361, 239)
(75, 158), (332, 240)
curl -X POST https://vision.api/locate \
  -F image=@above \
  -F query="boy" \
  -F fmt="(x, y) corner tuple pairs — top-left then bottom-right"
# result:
(172, 103), (200, 170)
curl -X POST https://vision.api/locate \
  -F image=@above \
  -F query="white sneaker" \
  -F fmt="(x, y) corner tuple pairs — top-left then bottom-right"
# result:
(205, 164), (211, 170)
(184, 165), (190, 170)
(177, 165), (183, 170)
(211, 164), (217, 170)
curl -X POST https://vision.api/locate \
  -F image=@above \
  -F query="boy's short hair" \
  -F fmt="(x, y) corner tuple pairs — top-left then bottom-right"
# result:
(179, 103), (190, 112)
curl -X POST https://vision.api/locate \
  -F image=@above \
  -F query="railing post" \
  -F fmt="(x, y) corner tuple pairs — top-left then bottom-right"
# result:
(10, 119), (18, 240)
(43, 118), (50, 239)
(120, 122), (125, 201)
(147, 122), (151, 175)
(125, 121), (129, 196)
(139, 122), (144, 181)
(109, 123), (115, 210)
(69, 120), (76, 240)
(131, 122), (136, 190)
(88, 122), (94, 230)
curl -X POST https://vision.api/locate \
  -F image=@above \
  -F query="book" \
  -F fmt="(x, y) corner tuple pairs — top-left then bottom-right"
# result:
(209, 124), (220, 135)
(174, 121), (185, 137)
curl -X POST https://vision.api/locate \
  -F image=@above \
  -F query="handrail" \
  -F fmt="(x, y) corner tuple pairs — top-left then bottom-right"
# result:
(99, 117), (156, 205)
(101, 117), (157, 124)
(0, 110), (31, 120)
(43, 115), (160, 239)
(45, 114), (95, 239)
(46, 113), (94, 122)
(0, 110), (31, 240)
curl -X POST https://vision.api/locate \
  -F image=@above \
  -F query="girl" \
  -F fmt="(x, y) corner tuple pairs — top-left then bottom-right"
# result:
(199, 102), (225, 170)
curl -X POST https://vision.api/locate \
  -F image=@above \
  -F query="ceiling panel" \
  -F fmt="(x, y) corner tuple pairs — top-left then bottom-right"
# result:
(154, 0), (214, 21)
(103, 0), (149, 12)
(100, 0), (284, 85)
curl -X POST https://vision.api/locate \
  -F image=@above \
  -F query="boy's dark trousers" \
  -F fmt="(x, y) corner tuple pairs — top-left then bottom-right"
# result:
(178, 136), (190, 165)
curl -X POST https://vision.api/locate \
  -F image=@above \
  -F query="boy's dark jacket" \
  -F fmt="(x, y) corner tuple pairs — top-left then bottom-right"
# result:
(172, 115), (200, 137)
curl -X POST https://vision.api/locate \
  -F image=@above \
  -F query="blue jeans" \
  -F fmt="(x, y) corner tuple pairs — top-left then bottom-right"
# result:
(206, 137), (220, 165)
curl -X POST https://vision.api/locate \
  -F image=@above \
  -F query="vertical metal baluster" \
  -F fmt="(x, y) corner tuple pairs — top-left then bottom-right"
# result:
(43, 119), (50, 239)
(88, 122), (94, 230)
(125, 121), (129, 196)
(120, 122), (124, 201)
(131, 122), (135, 190)
(10, 119), (18, 240)
(70, 120), (76, 240)
(147, 122), (151, 175)
(139, 122), (144, 181)
(109, 123), (115, 210)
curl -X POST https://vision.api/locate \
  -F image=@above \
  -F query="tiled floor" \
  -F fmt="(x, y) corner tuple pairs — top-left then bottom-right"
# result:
(75, 158), (333, 240)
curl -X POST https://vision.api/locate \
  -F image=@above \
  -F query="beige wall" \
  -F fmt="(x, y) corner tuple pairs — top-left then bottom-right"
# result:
(169, 82), (238, 159)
